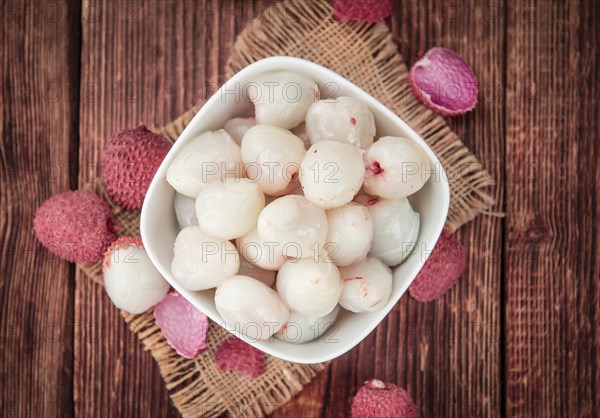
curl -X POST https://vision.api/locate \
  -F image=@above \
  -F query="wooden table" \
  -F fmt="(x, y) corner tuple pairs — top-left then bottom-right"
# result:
(1, 1), (598, 417)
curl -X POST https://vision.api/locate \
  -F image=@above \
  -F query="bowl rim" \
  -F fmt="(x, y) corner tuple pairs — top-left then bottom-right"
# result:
(141, 56), (450, 364)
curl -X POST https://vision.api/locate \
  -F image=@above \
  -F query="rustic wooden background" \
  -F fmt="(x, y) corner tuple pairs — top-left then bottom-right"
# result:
(1, 0), (598, 417)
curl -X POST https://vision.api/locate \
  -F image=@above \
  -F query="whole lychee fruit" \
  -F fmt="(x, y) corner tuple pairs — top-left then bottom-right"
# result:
(351, 379), (418, 418)
(101, 124), (172, 210)
(34, 190), (117, 263)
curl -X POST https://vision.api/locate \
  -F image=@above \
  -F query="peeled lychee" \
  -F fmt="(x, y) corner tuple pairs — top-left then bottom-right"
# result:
(102, 124), (172, 210)
(34, 190), (117, 263)
(154, 291), (209, 359)
(300, 140), (365, 209)
(215, 275), (289, 340)
(408, 47), (478, 116)
(103, 236), (170, 314)
(171, 227), (240, 291)
(362, 137), (431, 199)
(167, 130), (243, 198)
(351, 379), (418, 418)
(223, 117), (256, 145)
(409, 230), (467, 302)
(339, 257), (392, 313)
(333, 0), (395, 23)
(276, 253), (342, 317)
(275, 306), (340, 344)
(215, 336), (265, 378)
(305, 97), (375, 149)
(252, 71), (318, 129)
(173, 193), (198, 229)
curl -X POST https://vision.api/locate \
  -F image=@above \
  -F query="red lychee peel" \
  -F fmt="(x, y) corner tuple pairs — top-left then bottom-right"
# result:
(101, 124), (172, 210)
(34, 190), (117, 263)
(408, 47), (478, 116)
(351, 379), (419, 418)
(154, 291), (209, 359)
(409, 230), (467, 302)
(333, 0), (395, 24)
(215, 336), (265, 378)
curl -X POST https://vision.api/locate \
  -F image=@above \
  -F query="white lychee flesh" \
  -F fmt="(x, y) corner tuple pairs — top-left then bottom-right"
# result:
(195, 178), (265, 240)
(241, 125), (306, 196)
(104, 245), (170, 314)
(305, 96), (376, 149)
(276, 253), (342, 317)
(237, 257), (277, 287)
(174, 192), (198, 229)
(325, 202), (373, 266)
(358, 196), (420, 266)
(167, 130), (243, 198)
(257, 195), (328, 258)
(215, 275), (289, 340)
(275, 305), (340, 343)
(235, 226), (286, 271)
(223, 117), (256, 145)
(363, 136), (431, 198)
(171, 227), (240, 291)
(339, 257), (392, 312)
(252, 71), (319, 129)
(300, 140), (365, 209)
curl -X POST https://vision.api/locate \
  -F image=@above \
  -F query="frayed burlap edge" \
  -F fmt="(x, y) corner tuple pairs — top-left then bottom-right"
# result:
(225, 0), (496, 232)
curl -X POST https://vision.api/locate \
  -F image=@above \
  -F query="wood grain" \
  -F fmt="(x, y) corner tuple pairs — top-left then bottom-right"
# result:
(504, 1), (599, 417)
(2, 0), (599, 417)
(75, 1), (247, 416)
(0, 2), (80, 417)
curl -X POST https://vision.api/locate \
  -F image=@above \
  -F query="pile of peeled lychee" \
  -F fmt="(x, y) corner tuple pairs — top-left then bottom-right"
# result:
(165, 69), (436, 343)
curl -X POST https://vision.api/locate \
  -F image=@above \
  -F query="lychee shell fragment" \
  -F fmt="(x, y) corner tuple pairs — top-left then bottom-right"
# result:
(408, 47), (478, 116)
(408, 230), (467, 302)
(154, 291), (209, 359)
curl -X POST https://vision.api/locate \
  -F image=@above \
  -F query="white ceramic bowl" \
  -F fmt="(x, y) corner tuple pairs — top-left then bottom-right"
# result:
(141, 57), (450, 364)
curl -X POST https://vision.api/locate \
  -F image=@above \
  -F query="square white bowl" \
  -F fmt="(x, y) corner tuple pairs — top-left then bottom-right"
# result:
(141, 56), (449, 364)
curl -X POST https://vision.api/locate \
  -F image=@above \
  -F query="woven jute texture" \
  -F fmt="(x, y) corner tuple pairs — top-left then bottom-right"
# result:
(78, 1), (496, 417)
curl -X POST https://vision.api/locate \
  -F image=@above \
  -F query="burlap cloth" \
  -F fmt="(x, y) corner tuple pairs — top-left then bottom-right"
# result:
(79, 1), (496, 417)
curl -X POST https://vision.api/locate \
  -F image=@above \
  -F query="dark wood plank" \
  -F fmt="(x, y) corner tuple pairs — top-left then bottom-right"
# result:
(504, 1), (599, 417)
(0, 1), (81, 417)
(75, 1), (245, 416)
(317, 1), (506, 417)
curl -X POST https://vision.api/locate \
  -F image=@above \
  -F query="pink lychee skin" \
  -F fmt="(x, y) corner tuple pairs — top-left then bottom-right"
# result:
(408, 47), (478, 117)
(351, 379), (419, 418)
(408, 230), (467, 302)
(333, 0), (395, 24)
(34, 190), (117, 263)
(101, 124), (172, 210)
(154, 291), (209, 359)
